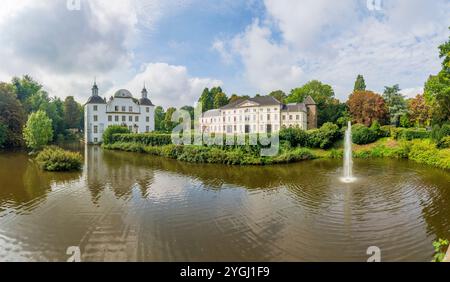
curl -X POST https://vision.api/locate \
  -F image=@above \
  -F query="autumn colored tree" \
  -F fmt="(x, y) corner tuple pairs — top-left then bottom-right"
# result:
(347, 91), (388, 126)
(408, 94), (432, 127)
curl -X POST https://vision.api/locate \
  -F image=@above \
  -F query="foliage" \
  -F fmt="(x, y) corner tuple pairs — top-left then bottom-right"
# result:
(279, 123), (340, 149)
(306, 122), (341, 149)
(35, 146), (83, 171)
(408, 139), (450, 170)
(379, 125), (394, 137)
(0, 122), (7, 148)
(23, 110), (53, 151)
(12, 75), (42, 107)
(397, 128), (430, 141)
(213, 92), (229, 109)
(383, 84), (407, 125)
(102, 125), (130, 145)
(424, 28), (450, 124)
(432, 239), (449, 262)
(351, 124), (378, 145)
(408, 94), (432, 127)
(154, 106), (166, 131)
(399, 114), (411, 128)
(269, 90), (287, 103)
(64, 96), (82, 129)
(111, 132), (173, 146)
(0, 83), (26, 147)
(353, 74), (366, 91)
(431, 124), (450, 142)
(163, 107), (177, 132)
(347, 90), (388, 126)
(437, 136), (450, 149)
(286, 80), (346, 126)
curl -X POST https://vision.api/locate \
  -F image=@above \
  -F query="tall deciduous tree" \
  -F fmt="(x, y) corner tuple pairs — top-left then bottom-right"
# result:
(198, 88), (214, 112)
(154, 106), (165, 131)
(64, 96), (82, 129)
(163, 107), (177, 132)
(353, 75), (366, 92)
(12, 75), (42, 106)
(286, 80), (345, 126)
(424, 28), (450, 124)
(383, 84), (407, 125)
(23, 110), (53, 151)
(408, 94), (432, 127)
(213, 92), (228, 109)
(269, 90), (287, 103)
(347, 91), (388, 126)
(0, 83), (26, 147)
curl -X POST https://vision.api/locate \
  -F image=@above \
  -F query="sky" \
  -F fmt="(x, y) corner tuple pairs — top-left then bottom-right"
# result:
(0, 0), (449, 108)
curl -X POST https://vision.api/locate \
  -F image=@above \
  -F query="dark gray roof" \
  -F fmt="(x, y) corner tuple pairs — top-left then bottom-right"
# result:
(303, 95), (316, 105)
(282, 103), (307, 112)
(221, 95), (281, 109)
(85, 95), (106, 104)
(202, 109), (221, 117)
(139, 98), (154, 106)
(114, 89), (133, 98)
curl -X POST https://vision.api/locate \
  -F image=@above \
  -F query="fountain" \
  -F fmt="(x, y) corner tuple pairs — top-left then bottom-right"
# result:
(341, 121), (356, 183)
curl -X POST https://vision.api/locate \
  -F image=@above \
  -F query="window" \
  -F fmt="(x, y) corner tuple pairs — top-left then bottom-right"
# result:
(234, 125), (237, 131)
(267, 114), (270, 121)
(282, 115), (286, 120)
(135, 116), (139, 122)
(289, 115), (293, 120)
(122, 116), (126, 122)
(129, 106), (133, 112)
(146, 107), (149, 113)
(122, 106), (126, 112)
(115, 106), (119, 112)
(93, 105), (98, 111)
(115, 116), (119, 122)
(93, 115), (98, 122)
(296, 115), (300, 120)
(108, 116), (112, 122)
(94, 138), (98, 143)
(146, 126), (150, 132)
(234, 117), (236, 122)
(129, 116), (132, 122)
(93, 126), (98, 134)
(146, 116), (150, 122)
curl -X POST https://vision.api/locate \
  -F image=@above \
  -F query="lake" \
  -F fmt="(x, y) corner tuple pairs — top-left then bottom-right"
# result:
(0, 145), (449, 261)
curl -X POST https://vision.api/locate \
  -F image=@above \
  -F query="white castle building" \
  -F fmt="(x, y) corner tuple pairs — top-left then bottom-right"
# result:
(199, 96), (317, 134)
(84, 82), (155, 144)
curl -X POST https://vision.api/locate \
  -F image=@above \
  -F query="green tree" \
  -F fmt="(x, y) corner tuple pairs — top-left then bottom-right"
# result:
(269, 90), (287, 103)
(286, 80), (344, 125)
(424, 27), (450, 124)
(102, 125), (130, 145)
(0, 83), (26, 147)
(0, 122), (7, 148)
(180, 105), (195, 129)
(228, 94), (249, 103)
(213, 92), (229, 108)
(163, 107), (177, 132)
(354, 74), (366, 92)
(154, 106), (165, 131)
(198, 88), (214, 112)
(12, 75), (43, 105)
(64, 96), (82, 129)
(23, 110), (53, 151)
(383, 84), (407, 125)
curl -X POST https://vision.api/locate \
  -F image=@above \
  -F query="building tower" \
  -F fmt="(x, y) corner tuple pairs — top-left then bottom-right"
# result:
(304, 95), (317, 129)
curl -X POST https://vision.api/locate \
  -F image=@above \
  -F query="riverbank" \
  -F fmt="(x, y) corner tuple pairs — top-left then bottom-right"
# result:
(103, 137), (450, 169)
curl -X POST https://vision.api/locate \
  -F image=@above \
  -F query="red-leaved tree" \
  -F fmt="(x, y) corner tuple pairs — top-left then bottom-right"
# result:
(347, 91), (388, 126)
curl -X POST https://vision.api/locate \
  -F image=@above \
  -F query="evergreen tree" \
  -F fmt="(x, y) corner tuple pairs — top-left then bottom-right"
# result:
(354, 75), (367, 92)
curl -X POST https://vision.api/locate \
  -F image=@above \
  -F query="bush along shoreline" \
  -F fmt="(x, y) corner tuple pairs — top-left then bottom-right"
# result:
(102, 124), (450, 169)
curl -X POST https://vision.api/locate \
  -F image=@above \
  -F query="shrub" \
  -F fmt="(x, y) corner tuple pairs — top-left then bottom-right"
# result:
(352, 124), (378, 145)
(306, 122), (340, 149)
(112, 132), (172, 146)
(279, 127), (308, 147)
(36, 146), (83, 171)
(380, 125), (394, 137)
(102, 125), (130, 145)
(398, 128), (430, 141)
(408, 140), (450, 170)
(437, 136), (450, 149)
(370, 120), (382, 137)
(431, 124), (450, 142)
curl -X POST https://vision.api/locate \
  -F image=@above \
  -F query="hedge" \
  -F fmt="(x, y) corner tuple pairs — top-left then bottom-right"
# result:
(36, 146), (83, 171)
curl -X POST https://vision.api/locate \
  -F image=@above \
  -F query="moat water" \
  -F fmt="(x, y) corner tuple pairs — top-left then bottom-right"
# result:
(0, 145), (449, 261)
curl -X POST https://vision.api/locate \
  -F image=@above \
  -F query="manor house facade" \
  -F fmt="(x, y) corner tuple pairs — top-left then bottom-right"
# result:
(199, 95), (317, 134)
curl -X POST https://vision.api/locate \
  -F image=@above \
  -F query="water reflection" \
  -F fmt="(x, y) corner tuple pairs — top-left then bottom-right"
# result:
(0, 145), (449, 261)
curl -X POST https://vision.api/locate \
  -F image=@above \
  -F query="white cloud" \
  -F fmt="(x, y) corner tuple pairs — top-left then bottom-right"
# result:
(216, 0), (450, 100)
(0, 0), (219, 108)
(116, 63), (222, 108)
